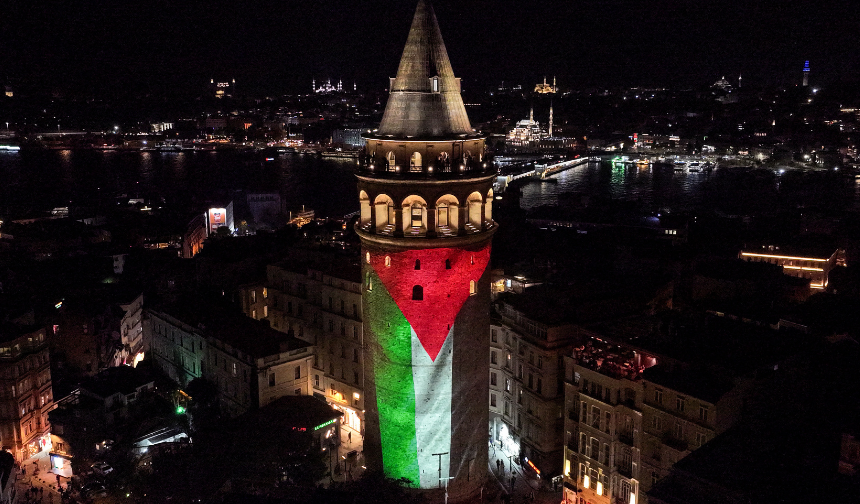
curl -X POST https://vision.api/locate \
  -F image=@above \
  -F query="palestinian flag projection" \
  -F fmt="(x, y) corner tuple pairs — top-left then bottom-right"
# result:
(365, 244), (490, 487)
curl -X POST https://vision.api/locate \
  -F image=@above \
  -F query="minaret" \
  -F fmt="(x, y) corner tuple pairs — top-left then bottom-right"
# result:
(802, 60), (810, 87)
(357, 1), (494, 502)
(553, 75), (557, 92)
(312, 78), (316, 92)
(548, 102), (553, 137)
(738, 74), (742, 89)
(529, 105), (534, 125)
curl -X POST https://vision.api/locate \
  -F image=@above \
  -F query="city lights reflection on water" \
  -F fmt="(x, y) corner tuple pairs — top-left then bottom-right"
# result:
(518, 160), (711, 212)
(0, 150), (854, 219)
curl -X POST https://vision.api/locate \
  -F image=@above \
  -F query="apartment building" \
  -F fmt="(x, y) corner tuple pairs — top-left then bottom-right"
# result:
(0, 324), (53, 462)
(119, 293), (145, 367)
(739, 243), (845, 290)
(244, 254), (365, 434)
(491, 294), (581, 477)
(563, 311), (809, 504)
(563, 337), (657, 504)
(638, 366), (745, 497)
(146, 299), (313, 418)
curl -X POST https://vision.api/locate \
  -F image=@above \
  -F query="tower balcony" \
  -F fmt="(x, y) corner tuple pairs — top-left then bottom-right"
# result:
(357, 219), (496, 241)
(356, 180), (498, 245)
(356, 153), (495, 180)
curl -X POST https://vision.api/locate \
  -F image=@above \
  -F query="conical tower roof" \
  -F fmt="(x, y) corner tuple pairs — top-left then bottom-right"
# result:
(376, 0), (474, 138)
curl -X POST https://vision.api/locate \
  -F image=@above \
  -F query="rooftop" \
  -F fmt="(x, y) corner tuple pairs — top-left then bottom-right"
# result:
(591, 312), (818, 377)
(238, 395), (342, 431)
(642, 364), (736, 404)
(374, 0), (473, 139)
(79, 364), (155, 399)
(155, 296), (311, 358)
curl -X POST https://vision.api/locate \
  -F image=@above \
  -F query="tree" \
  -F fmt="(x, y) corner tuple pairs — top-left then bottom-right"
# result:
(184, 377), (220, 434)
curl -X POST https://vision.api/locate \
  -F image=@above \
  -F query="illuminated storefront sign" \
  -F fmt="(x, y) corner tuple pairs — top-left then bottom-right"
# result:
(314, 418), (337, 431)
(207, 208), (227, 234)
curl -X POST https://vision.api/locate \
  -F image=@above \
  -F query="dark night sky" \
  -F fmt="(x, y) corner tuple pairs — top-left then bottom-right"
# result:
(2, 0), (858, 96)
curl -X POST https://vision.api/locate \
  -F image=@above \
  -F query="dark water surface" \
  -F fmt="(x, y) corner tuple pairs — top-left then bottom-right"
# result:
(1, 151), (852, 220)
(517, 160), (853, 214)
(0, 149), (360, 219)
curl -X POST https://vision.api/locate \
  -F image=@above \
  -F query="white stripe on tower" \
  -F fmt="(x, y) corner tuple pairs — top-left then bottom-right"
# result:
(411, 324), (453, 489)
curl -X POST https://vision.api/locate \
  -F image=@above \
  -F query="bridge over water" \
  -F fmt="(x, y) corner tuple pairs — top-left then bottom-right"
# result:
(495, 156), (601, 192)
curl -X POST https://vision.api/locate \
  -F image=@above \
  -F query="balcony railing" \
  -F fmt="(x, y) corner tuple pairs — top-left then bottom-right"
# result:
(357, 155), (495, 179)
(663, 434), (689, 452)
(619, 432), (634, 446)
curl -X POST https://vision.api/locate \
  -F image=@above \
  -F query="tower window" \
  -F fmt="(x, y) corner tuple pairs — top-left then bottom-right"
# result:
(365, 252), (370, 264)
(470, 280), (477, 296)
(385, 256), (391, 267)
(445, 259), (451, 269)
(412, 285), (423, 301)
(414, 259), (421, 270)
(433, 77), (439, 93)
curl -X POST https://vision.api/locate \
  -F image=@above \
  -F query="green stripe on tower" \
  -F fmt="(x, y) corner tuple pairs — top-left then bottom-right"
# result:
(367, 268), (420, 485)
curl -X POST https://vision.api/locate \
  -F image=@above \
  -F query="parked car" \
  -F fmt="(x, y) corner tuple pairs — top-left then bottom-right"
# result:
(91, 462), (113, 476)
(81, 482), (107, 499)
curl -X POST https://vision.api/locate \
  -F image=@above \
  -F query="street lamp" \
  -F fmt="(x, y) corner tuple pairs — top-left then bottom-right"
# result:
(439, 476), (455, 504)
(328, 438), (338, 483)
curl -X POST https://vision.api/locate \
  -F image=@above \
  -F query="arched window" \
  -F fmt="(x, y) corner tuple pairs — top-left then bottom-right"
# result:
(445, 259), (451, 270)
(374, 194), (395, 234)
(470, 280), (477, 296)
(365, 252), (370, 264)
(414, 259), (421, 270)
(385, 256), (391, 267)
(435, 195), (460, 235)
(410, 152), (422, 172)
(401, 195), (428, 235)
(467, 191), (483, 228)
(386, 151), (396, 171)
(359, 190), (371, 227)
(412, 285), (423, 301)
(366, 272), (372, 291)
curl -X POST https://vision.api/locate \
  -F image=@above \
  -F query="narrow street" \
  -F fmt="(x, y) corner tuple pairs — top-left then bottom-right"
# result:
(487, 442), (562, 504)
(16, 451), (67, 504)
(324, 423), (365, 485)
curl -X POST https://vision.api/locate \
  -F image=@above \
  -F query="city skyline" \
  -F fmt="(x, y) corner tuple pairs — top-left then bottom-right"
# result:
(2, 0), (857, 96)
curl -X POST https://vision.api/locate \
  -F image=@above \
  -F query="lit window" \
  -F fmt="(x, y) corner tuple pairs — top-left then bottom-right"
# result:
(365, 252), (370, 264)
(385, 256), (391, 267)
(470, 280), (477, 295)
